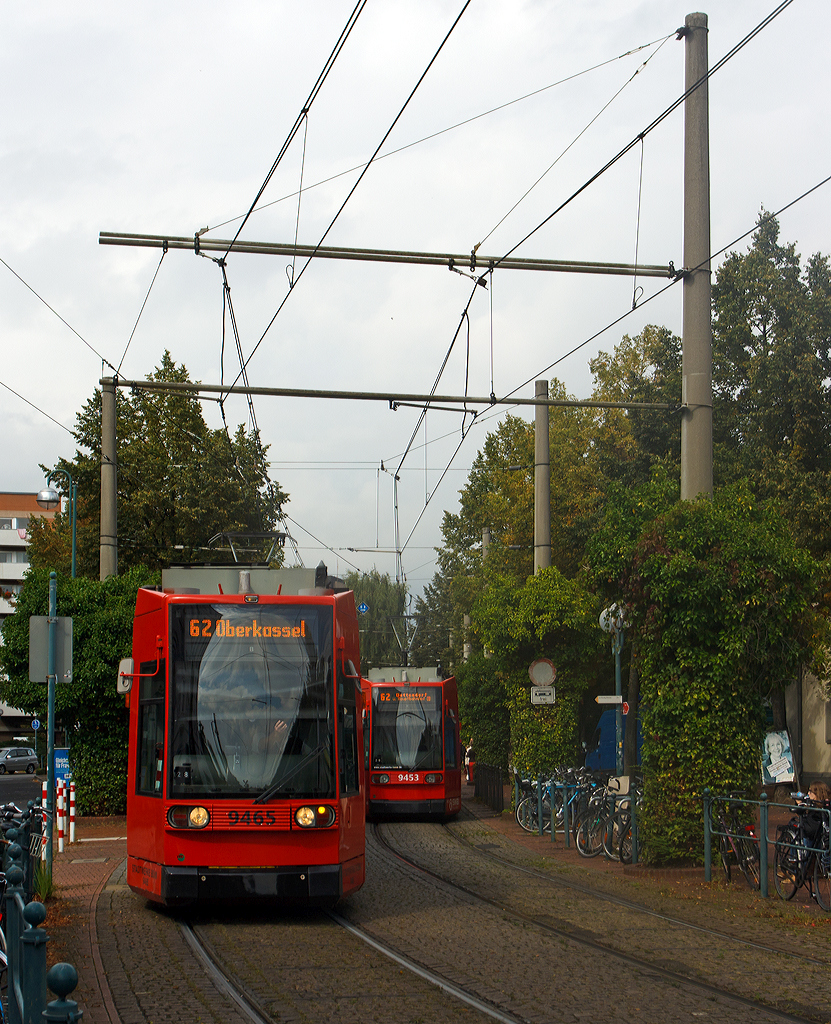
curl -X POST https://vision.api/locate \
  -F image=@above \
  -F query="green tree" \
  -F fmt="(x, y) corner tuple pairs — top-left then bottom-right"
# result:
(408, 570), (456, 672)
(456, 654), (510, 771)
(28, 352), (288, 575)
(472, 565), (604, 774)
(342, 569), (409, 672)
(590, 324), (682, 487)
(0, 566), (158, 814)
(712, 212), (831, 557)
(620, 486), (826, 863)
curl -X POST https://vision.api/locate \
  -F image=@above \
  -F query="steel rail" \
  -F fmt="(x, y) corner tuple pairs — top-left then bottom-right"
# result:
(180, 922), (276, 1024)
(370, 823), (823, 1023)
(443, 819), (831, 967)
(99, 231), (673, 278)
(329, 912), (527, 1024)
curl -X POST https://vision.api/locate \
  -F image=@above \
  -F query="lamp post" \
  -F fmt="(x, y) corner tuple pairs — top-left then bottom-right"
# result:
(37, 471), (77, 577)
(599, 603), (627, 776)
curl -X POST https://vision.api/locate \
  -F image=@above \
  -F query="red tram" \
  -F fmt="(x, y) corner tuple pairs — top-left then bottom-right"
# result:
(118, 564), (365, 906)
(361, 667), (461, 819)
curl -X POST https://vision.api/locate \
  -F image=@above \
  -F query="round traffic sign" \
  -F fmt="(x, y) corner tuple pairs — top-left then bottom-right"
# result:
(31, 719), (41, 731)
(528, 658), (556, 686)
(621, 702), (629, 716)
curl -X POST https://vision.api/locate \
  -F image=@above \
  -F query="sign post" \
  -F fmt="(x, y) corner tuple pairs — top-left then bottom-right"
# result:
(528, 658), (556, 706)
(46, 572), (57, 882)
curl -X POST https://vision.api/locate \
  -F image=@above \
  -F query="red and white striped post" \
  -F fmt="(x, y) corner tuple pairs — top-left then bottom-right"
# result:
(41, 779), (48, 862)
(69, 781), (76, 844)
(57, 779), (65, 854)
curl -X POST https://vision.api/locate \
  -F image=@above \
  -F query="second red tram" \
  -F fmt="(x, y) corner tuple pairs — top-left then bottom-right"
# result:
(361, 667), (461, 819)
(118, 563), (365, 906)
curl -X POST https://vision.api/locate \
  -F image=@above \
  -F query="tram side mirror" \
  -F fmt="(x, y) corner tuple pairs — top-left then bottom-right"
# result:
(117, 658), (134, 694)
(342, 658), (359, 679)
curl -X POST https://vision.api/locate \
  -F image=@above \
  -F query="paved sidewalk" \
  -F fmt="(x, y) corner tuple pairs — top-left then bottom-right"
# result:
(41, 789), (827, 1023)
(47, 817), (127, 1024)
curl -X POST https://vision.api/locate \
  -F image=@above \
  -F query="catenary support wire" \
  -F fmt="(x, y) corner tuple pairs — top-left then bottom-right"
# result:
(230, 0), (473, 390)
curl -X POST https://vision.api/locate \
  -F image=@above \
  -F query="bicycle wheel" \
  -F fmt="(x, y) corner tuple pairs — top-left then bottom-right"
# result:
(718, 833), (731, 882)
(773, 828), (800, 900)
(813, 853), (831, 911)
(576, 813), (604, 857)
(737, 834), (761, 890)
(602, 812), (623, 860)
(618, 814), (632, 864)
(515, 796), (539, 832)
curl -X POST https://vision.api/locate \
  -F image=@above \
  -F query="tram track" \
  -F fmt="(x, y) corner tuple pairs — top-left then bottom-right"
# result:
(442, 815), (831, 967)
(181, 922), (275, 1024)
(366, 819), (830, 1024)
(177, 898), (504, 1024)
(181, 902), (528, 1024)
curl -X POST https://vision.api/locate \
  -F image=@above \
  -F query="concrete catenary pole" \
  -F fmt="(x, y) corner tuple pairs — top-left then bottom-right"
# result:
(482, 526), (492, 658)
(534, 380), (551, 572)
(680, 12), (713, 500)
(100, 377), (118, 579)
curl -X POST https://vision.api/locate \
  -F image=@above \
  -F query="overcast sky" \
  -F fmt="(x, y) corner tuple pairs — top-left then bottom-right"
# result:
(2, 0), (828, 595)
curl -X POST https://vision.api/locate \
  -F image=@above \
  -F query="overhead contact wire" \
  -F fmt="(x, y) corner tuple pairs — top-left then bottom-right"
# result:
(202, 36), (672, 235)
(503, 171), (831, 401)
(494, 0), (795, 268)
(232, 0), (473, 388)
(0, 256), (118, 373)
(474, 33), (673, 252)
(222, 0), (369, 258)
(117, 247), (168, 374)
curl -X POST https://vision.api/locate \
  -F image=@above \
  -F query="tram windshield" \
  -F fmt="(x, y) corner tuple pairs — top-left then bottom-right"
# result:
(370, 686), (442, 771)
(169, 604), (335, 798)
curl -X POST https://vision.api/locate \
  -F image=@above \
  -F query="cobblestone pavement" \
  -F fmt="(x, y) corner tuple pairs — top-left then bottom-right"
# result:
(362, 816), (831, 1021)
(45, 794), (831, 1024)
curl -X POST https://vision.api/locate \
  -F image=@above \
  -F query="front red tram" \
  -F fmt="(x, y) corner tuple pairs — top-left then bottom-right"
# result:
(119, 564), (365, 906)
(361, 667), (461, 820)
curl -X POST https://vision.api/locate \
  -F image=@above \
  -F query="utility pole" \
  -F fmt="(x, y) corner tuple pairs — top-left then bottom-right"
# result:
(482, 526), (491, 658)
(680, 12), (713, 500)
(534, 380), (551, 573)
(100, 377), (118, 579)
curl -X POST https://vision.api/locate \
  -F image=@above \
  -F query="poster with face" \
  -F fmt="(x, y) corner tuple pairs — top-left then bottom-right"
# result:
(761, 729), (794, 785)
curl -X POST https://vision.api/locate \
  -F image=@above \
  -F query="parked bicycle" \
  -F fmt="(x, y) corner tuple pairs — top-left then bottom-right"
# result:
(773, 791), (830, 909)
(711, 792), (761, 890)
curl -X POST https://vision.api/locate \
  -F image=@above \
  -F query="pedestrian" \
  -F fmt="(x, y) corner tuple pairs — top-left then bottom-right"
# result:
(464, 738), (475, 784)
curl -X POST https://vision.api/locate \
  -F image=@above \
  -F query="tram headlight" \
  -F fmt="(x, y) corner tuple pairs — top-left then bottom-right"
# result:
(294, 805), (336, 828)
(295, 806), (316, 827)
(167, 805), (210, 829)
(189, 806), (210, 828)
(424, 774), (443, 784)
(371, 774), (390, 784)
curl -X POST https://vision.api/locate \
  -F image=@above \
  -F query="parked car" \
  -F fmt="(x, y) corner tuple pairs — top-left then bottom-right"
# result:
(0, 747), (38, 774)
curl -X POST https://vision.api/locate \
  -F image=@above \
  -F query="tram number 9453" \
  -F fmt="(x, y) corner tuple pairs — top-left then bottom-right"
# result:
(227, 809), (278, 826)
(396, 773), (421, 783)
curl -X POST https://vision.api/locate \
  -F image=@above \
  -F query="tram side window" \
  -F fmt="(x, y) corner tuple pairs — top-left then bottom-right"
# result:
(137, 659), (165, 796)
(444, 710), (458, 769)
(338, 684), (360, 795)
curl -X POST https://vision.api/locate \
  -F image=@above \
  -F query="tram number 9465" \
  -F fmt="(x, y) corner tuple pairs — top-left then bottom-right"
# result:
(227, 809), (278, 826)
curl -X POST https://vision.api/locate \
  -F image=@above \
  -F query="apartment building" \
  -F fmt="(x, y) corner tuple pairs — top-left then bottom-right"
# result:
(0, 492), (55, 744)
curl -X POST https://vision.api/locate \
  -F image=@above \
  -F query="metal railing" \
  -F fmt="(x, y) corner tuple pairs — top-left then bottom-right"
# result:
(703, 788), (831, 899)
(2, 802), (84, 1024)
(474, 763), (505, 812)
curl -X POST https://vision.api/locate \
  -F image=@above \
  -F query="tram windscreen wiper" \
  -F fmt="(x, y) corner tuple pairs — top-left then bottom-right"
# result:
(253, 743), (327, 804)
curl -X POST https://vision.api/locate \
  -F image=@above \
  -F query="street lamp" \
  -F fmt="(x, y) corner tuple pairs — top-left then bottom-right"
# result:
(599, 603), (628, 776)
(37, 470), (77, 577)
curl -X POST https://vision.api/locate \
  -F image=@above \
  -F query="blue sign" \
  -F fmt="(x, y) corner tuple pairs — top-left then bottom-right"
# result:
(31, 719), (40, 731)
(54, 748), (72, 785)
(358, 603), (369, 615)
